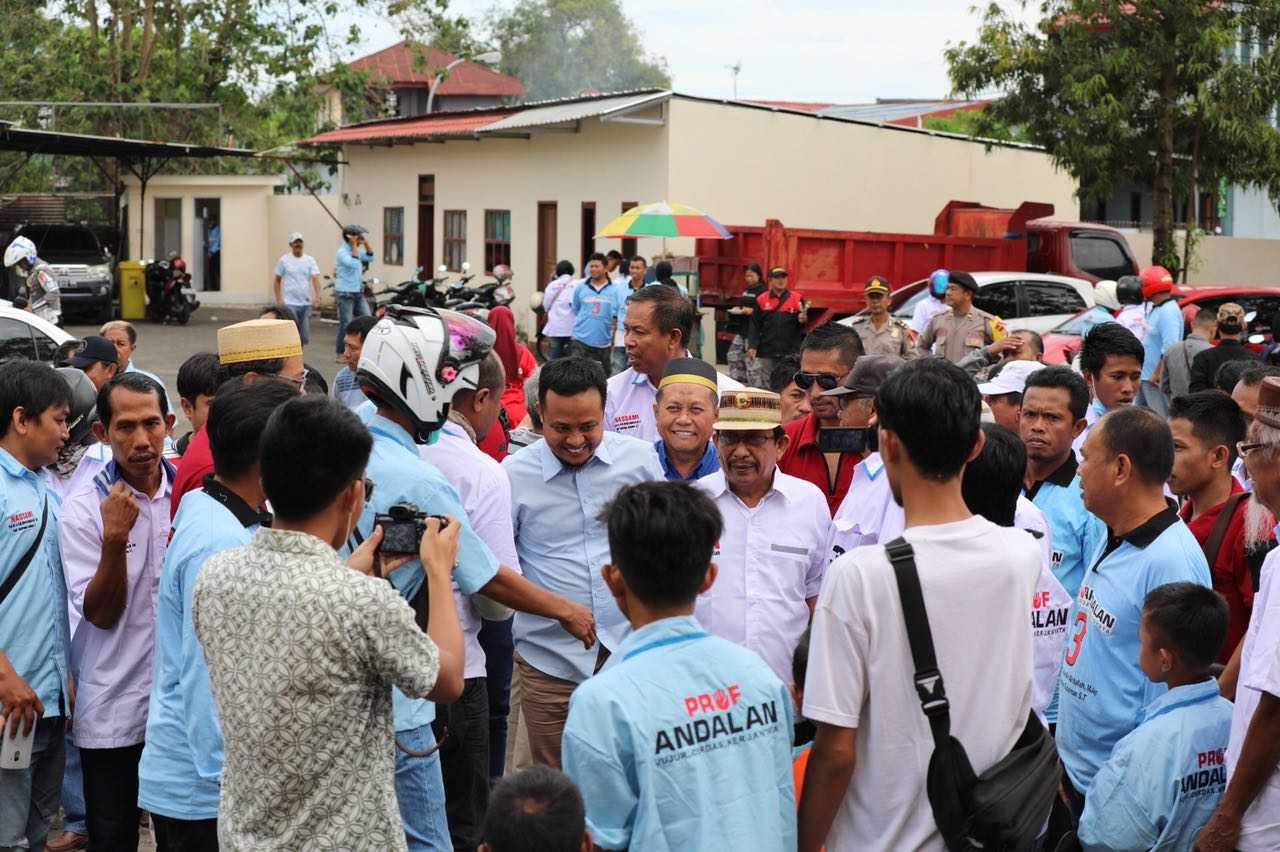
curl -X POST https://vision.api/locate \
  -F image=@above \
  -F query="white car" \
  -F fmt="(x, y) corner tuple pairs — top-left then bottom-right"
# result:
(0, 304), (75, 362)
(845, 271), (1097, 336)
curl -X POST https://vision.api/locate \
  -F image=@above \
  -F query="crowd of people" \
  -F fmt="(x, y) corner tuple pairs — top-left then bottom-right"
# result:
(1, 254), (1280, 852)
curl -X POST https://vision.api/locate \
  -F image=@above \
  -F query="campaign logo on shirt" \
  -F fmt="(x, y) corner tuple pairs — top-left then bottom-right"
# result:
(1031, 590), (1070, 635)
(613, 413), (641, 433)
(1180, 749), (1226, 800)
(655, 694), (783, 762)
(1077, 584), (1116, 634)
(684, 684), (741, 717)
(7, 510), (35, 533)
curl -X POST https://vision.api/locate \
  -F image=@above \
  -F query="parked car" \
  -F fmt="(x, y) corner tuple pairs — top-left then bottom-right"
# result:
(1040, 286), (1280, 365)
(12, 223), (115, 323)
(0, 303), (75, 362)
(862, 271), (1097, 335)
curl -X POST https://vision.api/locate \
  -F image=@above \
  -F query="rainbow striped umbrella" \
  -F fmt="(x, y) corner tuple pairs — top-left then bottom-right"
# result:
(595, 201), (732, 239)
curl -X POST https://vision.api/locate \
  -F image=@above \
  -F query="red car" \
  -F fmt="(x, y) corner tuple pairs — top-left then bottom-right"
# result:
(1041, 286), (1280, 365)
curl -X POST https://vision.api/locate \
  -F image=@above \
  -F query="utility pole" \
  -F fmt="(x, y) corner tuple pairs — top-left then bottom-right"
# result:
(727, 61), (741, 99)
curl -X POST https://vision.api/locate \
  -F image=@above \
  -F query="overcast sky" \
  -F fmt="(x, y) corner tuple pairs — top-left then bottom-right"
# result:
(345, 0), (1034, 104)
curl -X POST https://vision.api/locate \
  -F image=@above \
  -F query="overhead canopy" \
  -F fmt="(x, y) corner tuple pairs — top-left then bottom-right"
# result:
(0, 122), (258, 160)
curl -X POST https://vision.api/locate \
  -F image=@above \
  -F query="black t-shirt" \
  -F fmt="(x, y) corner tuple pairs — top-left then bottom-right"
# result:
(729, 283), (768, 335)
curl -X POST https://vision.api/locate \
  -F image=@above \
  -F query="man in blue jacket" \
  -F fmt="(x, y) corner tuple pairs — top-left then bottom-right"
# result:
(137, 379), (296, 848)
(1078, 582), (1233, 851)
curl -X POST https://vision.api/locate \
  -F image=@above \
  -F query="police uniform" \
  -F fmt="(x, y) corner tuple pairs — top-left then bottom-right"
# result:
(849, 315), (915, 359)
(916, 306), (1003, 365)
(25, 258), (61, 324)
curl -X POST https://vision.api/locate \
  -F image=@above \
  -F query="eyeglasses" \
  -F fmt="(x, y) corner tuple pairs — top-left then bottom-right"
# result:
(282, 368), (309, 392)
(716, 432), (773, 448)
(1237, 441), (1268, 459)
(793, 371), (842, 391)
(363, 478), (376, 503)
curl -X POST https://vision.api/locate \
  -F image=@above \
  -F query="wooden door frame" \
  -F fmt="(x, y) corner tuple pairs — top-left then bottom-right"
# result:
(536, 201), (557, 291)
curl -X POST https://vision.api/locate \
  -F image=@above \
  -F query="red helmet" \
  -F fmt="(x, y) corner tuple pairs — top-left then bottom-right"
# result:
(1139, 265), (1172, 298)
(171, 256), (187, 272)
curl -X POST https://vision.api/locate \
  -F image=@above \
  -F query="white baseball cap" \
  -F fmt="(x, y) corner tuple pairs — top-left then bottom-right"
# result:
(976, 360), (1046, 397)
(288, 232), (304, 243)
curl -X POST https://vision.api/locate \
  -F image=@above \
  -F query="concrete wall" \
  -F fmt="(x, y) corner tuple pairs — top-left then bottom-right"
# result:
(265, 194), (348, 300)
(121, 175), (283, 304)
(1126, 230), (1280, 286)
(335, 115), (671, 336)
(1226, 185), (1280, 239)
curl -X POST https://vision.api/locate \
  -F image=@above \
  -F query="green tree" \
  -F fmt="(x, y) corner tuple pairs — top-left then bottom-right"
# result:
(947, 1), (1280, 273)
(485, 0), (670, 102)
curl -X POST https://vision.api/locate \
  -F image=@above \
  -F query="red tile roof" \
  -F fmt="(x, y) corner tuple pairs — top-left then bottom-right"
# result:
(348, 41), (524, 97)
(743, 99), (834, 112)
(306, 110), (516, 145)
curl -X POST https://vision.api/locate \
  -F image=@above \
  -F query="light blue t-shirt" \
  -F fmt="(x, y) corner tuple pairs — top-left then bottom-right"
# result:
(502, 431), (664, 682)
(334, 243), (373, 294)
(356, 415), (499, 731)
(1141, 299), (1184, 380)
(331, 366), (368, 410)
(562, 615), (796, 852)
(1056, 509), (1211, 791)
(1078, 679), (1232, 852)
(571, 278), (621, 347)
(0, 449), (68, 715)
(138, 487), (259, 819)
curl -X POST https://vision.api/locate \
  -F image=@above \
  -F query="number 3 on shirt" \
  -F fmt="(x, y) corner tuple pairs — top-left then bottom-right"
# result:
(1064, 612), (1087, 666)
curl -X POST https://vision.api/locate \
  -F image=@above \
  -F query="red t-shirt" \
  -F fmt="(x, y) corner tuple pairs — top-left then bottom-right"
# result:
(170, 425), (213, 521)
(500, 345), (538, 426)
(778, 412), (855, 517)
(1179, 481), (1270, 662)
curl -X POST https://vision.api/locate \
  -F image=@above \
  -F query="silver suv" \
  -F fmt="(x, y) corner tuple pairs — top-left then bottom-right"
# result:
(13, 223), (115, 323)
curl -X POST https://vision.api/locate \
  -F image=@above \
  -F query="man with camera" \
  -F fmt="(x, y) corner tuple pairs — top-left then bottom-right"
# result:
(191, 394), (465, 851)
(692, 389), (830, 684)
(823, 355), (907, 560)
(355, 307), (597, 851)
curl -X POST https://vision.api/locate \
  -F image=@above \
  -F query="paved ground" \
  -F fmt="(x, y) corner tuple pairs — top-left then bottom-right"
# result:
(67, 305), (348, 407)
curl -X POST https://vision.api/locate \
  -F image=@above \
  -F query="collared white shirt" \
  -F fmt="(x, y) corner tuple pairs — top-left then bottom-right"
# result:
(604, 362), (742, 443)
(59, 459), (174, 748)
(420, 420), (522, 679)
(694, 469), (830, 683)
(828, 453), (903, 560)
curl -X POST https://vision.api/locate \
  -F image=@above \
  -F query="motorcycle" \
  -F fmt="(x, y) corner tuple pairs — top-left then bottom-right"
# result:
(144, 255), (199, 325)
(442, 262), (516, 322)
(372, 266), (452, 316)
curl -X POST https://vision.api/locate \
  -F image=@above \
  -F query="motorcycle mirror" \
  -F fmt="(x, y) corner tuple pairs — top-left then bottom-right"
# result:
(462, 261), (471, 272)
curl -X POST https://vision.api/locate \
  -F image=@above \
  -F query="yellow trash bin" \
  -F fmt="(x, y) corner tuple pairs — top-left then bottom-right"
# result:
(118, 261), (146, 320)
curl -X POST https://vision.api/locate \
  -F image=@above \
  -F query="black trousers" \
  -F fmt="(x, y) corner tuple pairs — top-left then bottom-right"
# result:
(152, 814), (218, 852)
(478, 616), (514, 781)
(206, 251), (220, 291)
(432, 677), (490, 852)
(81, 742), (144, 852)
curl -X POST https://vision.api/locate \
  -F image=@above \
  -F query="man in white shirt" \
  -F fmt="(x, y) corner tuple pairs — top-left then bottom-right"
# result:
(57, 373), (176, 851)
(605, 285), (740, 442)
(694, 388), (830, 684)
(798, 358), (1041, 852)
(273, 232), (322, 345)
(825, 355), (907, 560)
(1196, 376), (1280, 852)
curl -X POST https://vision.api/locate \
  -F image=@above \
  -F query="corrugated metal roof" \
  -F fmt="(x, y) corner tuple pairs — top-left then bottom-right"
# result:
(816, 100), (987, 123)
(479, 91), (669, 133)
(306, 110), (516, 144)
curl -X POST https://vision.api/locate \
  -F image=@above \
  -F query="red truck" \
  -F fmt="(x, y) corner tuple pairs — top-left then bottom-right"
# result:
(695, 201), (1139, 352)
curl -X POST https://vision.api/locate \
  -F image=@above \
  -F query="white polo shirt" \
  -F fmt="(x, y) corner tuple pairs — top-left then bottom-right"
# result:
(419, 420), (521, 679)
(1015, 497), (1072, 719)
(693, 469), (830, 683)
(827, 453), (903, 561)
(804, 515), (1040, 851)
(604, 363), (742, 443)
(59, 459), (174, 748)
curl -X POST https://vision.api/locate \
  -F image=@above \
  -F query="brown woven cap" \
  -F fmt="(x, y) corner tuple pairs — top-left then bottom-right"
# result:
(217, 319), (302, 365)
(713, 388), (782, 431)
(1257, 376), (1280, 429)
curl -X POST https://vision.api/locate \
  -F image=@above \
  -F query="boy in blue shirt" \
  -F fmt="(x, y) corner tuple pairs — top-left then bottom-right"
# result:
(561, 481), (796, 851)
(1079, 582), (1233, 851)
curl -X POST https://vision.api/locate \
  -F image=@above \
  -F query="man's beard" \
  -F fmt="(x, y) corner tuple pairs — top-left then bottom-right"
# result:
(1243, 496), (1277, 550)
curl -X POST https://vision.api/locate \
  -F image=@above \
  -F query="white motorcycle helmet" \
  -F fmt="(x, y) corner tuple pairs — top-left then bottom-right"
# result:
(4, 236), (37, 268)
(1093, 279), (1120, 311)
(357, 305), (496, 441)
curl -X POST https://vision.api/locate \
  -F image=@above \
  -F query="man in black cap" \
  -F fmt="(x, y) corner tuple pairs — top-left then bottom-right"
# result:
(653, 357), (720, 481)
(65, 335), (121, 390)
(915, 270), (1006, 365)
(747, 266), (808, 381)
(848, 276), (915, 359)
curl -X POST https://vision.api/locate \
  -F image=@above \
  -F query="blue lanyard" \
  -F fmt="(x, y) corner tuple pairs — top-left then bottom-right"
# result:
(623, 631), (709, 661)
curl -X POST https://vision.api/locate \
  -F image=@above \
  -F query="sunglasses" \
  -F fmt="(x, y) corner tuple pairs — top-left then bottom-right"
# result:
(793, 371), (842, 391)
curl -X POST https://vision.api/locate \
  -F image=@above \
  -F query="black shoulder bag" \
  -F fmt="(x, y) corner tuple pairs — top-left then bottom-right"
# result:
(0, 497), (49, 610)
(884, 537), (1060, 852)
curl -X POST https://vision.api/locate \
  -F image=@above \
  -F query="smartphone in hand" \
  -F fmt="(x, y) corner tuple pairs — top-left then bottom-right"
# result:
(0, 719), (36, 770)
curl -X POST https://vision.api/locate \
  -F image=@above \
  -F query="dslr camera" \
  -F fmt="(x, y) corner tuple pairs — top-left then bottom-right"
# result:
(373, 501), (450, 555)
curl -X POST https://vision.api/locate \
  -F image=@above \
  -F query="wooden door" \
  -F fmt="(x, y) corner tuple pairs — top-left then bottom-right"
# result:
(417, 175), (435, 270)
(537, 202), (557, 289)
